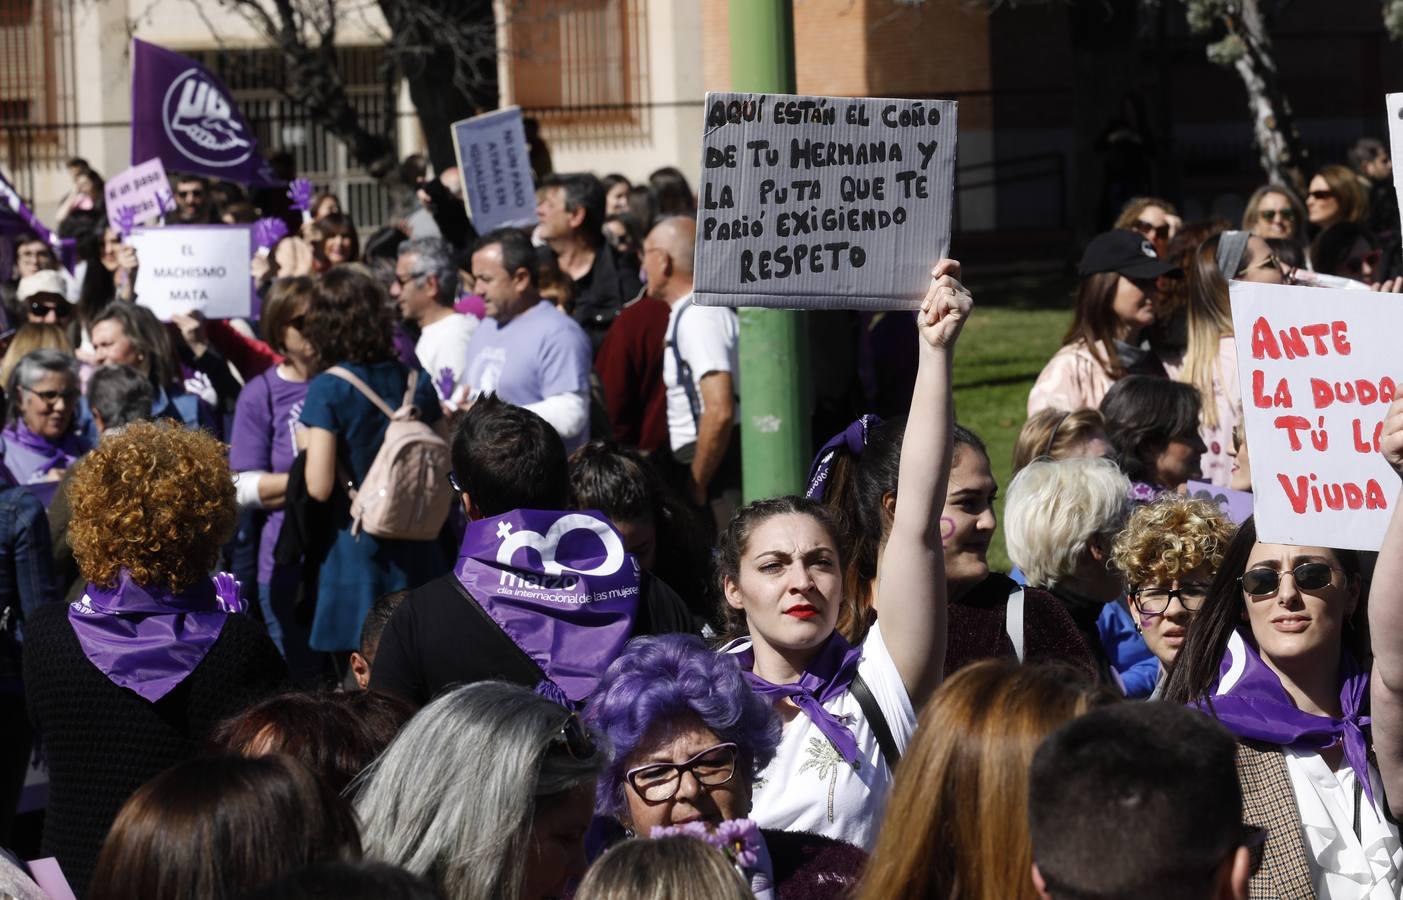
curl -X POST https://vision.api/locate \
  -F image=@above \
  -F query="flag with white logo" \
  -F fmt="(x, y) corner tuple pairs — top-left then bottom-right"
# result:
(130, 39), (279, 187)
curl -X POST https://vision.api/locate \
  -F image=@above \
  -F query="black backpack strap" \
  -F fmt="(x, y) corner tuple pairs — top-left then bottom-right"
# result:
(666, 298), (702, 431)
(850, 671), (900, 772)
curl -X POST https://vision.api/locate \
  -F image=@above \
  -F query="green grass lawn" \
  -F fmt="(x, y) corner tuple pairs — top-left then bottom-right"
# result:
(952, 269), (1073, 572)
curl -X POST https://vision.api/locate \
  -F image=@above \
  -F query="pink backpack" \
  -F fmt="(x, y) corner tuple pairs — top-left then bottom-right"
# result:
(325, 366), (453, 541)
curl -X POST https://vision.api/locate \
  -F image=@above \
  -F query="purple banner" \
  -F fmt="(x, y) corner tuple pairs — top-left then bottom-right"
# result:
(0, 168), (76, 273)
(130, 39), (280, 187)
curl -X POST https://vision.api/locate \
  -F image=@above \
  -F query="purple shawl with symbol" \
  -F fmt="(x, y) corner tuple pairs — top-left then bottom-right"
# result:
(455, 509), (642, 703)
(68, 570), (244, 703)
(736, 632), (865, 766)
(1197, 628), (1375, 806)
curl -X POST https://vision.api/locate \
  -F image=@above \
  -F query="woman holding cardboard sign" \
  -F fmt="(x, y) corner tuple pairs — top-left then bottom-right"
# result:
(1028, 230), (1180, 417)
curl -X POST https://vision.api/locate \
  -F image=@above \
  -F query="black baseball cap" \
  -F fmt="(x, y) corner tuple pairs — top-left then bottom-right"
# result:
(1078, 229), (1182, 279)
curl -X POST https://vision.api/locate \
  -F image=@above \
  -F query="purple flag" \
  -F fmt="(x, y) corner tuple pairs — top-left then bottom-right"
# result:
(0, 168), (76, 272)
(130, 39), (280, 187)
(455, 509), (642, 703)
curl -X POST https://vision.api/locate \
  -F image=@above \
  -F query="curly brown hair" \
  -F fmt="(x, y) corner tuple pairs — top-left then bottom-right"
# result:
(302, 266), (395, 367)
(1110, 495), (1236, 591)
(68, 419), (236, 592)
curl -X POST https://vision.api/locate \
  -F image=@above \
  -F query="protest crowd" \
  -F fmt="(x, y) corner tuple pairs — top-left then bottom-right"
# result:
(3, 46), (1403, 900)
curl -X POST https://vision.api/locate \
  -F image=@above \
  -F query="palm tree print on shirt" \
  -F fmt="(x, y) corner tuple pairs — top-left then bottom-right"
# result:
(797, 736), (845, 822)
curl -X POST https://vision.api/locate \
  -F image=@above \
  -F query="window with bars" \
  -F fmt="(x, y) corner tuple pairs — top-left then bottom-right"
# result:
(0, 0), (77, 160)
(509, 0), (649, 138)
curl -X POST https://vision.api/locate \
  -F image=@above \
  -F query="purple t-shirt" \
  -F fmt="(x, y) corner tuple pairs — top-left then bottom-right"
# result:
(229, 367), (309, 583)
(464, 299), (592, 428)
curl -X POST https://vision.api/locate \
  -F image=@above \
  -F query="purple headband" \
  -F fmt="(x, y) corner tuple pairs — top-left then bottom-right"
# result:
(804, 414), (882, 501)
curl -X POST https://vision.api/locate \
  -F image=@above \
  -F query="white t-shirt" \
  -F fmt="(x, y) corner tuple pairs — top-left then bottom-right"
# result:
(415, 312), (478, 406)
(1283, 748), (1402, 899)
(662, 295), (739, 452)
(727, 622), (916, 850)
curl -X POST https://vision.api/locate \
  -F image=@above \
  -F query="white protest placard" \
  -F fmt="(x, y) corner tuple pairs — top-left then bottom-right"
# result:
(1231, 281), (1403, 550)
(128, 225), (253, 320)
(451, 106), (536, 232)
(104, 158), (169, 231)
(692, 93), (957, 310)
(1387, 93), (1403, 190)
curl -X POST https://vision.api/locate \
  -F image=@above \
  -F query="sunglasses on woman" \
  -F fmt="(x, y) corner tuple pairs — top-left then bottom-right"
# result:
(1133, 220), (1170, 240)
(1238, 562), (1340, 597)
(1257, 208), (1295, 223)
(625, 742), (739, 803)
(548, 712), (597, 760)
(1307, 190), (1336, 202)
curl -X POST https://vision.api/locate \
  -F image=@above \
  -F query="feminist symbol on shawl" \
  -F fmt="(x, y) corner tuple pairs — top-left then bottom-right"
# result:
(496, 514), (626, 577)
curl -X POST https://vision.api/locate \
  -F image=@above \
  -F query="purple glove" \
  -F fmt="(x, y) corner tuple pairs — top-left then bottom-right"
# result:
(115, 205), (138, 238)
(252, 216), (289, 252)
(287, 178), (314, 213)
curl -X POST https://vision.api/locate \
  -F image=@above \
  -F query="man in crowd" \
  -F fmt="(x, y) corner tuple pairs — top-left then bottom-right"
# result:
(172, 174), (218, 224)
(535, 172), (641, 351)
(593, 258), (670, 453)
(391, 237), (477, 410)
(648, 216), (740, 531)
(1028, 703), (1253, 900)
(368, 396), (695, 707)
(463, 227), (592, 452)
(1349, 137), (1399, 253)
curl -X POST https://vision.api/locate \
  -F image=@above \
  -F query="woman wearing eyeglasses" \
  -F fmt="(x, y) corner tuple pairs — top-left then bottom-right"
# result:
(355, 681), (606, 900)
(1307, 165), (1370, 235)
(1112, 196), (1180, 260)
(1, 349), (88, 486)
(586, 633), (867, 898)
(1164, 518), (1402, 898)
(1110, 496), (1235, 698)
(1244, 185), (1307, 243)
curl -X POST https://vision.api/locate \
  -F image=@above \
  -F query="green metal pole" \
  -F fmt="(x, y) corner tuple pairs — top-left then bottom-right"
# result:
(729, 0), (809, 502)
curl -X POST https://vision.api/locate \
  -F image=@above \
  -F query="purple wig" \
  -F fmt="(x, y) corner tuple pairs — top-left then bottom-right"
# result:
(585, 634), (781, 816)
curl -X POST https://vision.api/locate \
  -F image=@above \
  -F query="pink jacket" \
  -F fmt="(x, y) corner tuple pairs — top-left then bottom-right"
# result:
(1027, 340), (1117, 416)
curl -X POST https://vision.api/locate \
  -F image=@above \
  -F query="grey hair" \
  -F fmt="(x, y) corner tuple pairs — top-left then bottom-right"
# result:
(1003, 456), (1131, 588)
(87, 364), (153, 432)
(6, 348), (78, 426)
(398, 236), (460, 306)
(353, 681), (604, 900)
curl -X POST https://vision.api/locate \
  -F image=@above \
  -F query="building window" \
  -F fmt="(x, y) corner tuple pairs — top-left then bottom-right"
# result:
(509, 0), (649, 139)
(0, 0), (78, 169)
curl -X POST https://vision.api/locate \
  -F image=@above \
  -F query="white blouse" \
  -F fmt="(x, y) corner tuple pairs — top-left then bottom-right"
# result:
(1283, 748), (1403, 899)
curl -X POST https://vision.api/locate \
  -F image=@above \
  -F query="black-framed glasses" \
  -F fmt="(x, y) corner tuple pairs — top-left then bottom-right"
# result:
(1258, 208), (1296, 223)
(625, 742), (739, 803)
(1131, 582), (1211, 615)
(29, 299), (73, 319)
(21, 385), (79, 405)
(1239, 563), (1340, 597)
(1133, 220), (1170, 240)
(549, 713), (596, 760)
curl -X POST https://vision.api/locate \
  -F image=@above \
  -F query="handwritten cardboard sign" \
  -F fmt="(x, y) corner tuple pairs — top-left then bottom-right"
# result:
(128, 225), (253, 320)
(1231, 281), (1403, 550)
(1388, 93), (1403, 191)
(451, 106), (536, 232)
(104, 158), (170, 232)
(692, 93), (957, 311)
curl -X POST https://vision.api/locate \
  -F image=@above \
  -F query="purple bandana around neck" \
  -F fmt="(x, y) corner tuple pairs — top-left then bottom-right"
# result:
(68, 570), (244, 703)
(1197, 628), (1375, 806)
(454, 509), (642, 704)
(804, 415), (882, 501)
(1, 421), (88, 482)
(736, 632), (866, 767)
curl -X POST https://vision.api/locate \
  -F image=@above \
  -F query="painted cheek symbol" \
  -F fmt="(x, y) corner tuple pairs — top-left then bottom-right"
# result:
(939, 517), (956, 546)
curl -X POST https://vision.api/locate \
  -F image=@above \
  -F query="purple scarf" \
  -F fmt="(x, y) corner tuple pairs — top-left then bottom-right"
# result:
(0, 421), (87, 483)
(455, 509), (642, 704)
(804, 415), (881, 501)
(736, 632), (866, 766)
(1198, 628), (1375, 806)
(68, 570), (244, 703)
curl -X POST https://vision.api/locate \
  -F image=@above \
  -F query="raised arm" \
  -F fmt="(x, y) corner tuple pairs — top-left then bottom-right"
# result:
(1371, 395), (1403, 817)
(877, 259), (972, 708)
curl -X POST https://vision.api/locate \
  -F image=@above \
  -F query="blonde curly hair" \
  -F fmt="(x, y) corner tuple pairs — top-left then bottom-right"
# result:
(1111, 496), (1236, 590)
(68, 420), (236, 592)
